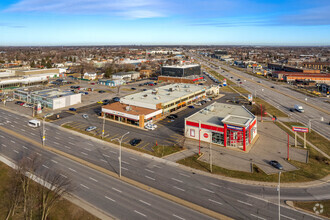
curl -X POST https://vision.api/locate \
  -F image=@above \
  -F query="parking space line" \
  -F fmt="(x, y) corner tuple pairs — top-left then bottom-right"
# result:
(135, 141), (143, 148)
(109, 134), (118, 139)
(140, 143), (149, 149)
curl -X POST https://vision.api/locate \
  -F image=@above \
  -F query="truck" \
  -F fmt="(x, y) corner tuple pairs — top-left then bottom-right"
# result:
(294, 104), (304, 113)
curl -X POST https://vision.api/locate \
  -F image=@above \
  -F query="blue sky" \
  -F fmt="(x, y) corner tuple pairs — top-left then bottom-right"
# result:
(1, 0), (330, 46)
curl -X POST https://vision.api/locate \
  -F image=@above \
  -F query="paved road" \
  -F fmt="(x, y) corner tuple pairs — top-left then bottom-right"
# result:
(192, 53), (330, 141)
(1, 108), (329, 219)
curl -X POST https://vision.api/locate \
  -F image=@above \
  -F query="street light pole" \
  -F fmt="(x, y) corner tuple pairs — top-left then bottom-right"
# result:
(102, 114), (105, 139)
(278, 171), (281, 220)
(111, 132), (129, 178)
(42, 117), (45, 146)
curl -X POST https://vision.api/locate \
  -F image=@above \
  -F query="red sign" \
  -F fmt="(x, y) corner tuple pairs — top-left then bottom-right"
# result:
(292, 126), (308, 133)
(203, 133), (209, 138)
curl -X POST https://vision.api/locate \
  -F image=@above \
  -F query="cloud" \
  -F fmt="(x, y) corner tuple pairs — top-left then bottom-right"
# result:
(3, 0), (166, 18)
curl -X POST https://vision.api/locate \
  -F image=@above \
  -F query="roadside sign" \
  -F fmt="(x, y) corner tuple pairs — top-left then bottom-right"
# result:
(203, 133), (209, 138)
(292, 126), (308, 133)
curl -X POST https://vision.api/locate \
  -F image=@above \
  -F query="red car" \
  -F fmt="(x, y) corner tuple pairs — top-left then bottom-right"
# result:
(20, 102), (25, 106)
(91, 83), (95, 85)
(148, 83), (154, 86)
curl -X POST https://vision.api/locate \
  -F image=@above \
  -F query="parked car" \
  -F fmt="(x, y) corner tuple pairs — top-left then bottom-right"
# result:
(289, 108), (294, 112)
(19, 102), (25, 106)
(6, 98), (14, 102)
(198, 83), (204, 85)
(98, 90), (106, 93)
(90, 82), (95, 85)
(169, 114), (178, 118)
(69, 108), (77, 111)
(138, 84), (144, 86)
(82, 114), (88, 119)
(195, 102), (202, 106)
(85, 126), (97, 132)
(167, 115), (176, 120)
(143, 89), (147, 91)
(188, 105), (195, 108)
(15, 101), (23, 105)
(84, 92), (89, 95)
(271, 86), (275, 88)
(130, 138), (141, 146)
(131, 87), (136, 90)
(269, 160), (283, 170)
(113, 97), (120, 102)
(97, 100), (103, 104)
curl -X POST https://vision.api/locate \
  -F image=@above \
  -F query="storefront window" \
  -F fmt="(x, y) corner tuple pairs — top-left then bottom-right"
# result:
(212, 132), (224, 145)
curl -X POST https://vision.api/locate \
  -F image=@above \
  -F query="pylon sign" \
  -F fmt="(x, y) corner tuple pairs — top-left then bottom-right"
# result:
(292, 126), (308, 133)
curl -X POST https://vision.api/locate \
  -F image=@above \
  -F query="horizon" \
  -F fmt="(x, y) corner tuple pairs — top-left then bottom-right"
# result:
(1, 0), (330, 46)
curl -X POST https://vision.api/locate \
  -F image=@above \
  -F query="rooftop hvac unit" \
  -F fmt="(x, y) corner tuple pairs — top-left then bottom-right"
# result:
(208, 105), (215, 112)
(143, 94), (148, 97)
(169, 88), (173, 92)
(125, 106), (131, 111)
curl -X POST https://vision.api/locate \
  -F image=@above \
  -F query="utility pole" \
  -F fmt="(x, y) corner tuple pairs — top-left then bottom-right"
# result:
(111, 132), (129, 178)
(102, 114), (105, 139)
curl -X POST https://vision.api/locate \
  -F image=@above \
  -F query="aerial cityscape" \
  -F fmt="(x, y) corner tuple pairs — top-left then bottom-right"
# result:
(0, 0), (329, 220)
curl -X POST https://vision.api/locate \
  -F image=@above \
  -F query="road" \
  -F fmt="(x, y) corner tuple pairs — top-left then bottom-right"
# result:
(0, 108), (329, 219)
(192, 53), (330, 141)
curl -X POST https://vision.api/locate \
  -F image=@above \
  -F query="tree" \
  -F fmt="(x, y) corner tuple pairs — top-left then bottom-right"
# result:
(4, 170), (22, 220)
(30, 60), (36, 68)
(46, 60), (52, 68)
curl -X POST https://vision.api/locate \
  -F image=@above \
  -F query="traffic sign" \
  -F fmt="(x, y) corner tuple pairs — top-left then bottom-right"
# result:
(203, 133), (209, 138)
(292, 126), (308, 133)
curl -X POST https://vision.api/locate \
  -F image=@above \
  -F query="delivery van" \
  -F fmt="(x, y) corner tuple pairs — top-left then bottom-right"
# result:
(28, 120), (41, 128)
(294, 104), (304, 113)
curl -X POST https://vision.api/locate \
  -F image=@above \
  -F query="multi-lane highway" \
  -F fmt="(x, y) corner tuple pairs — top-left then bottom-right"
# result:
(192, 53), (330, 142)
(0, 107), (329, 219)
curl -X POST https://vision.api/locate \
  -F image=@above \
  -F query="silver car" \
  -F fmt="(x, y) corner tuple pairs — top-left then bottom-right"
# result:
(85, 126), (96, 132)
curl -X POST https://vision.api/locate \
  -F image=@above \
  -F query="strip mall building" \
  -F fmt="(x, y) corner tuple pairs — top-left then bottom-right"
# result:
(102, 83), (218, 128)
(184, 103), (257, 151)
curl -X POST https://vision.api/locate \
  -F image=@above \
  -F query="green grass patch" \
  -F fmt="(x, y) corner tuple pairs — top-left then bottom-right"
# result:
(62, 124), (183, 157)
(0, 162), (99, 220)
(254, 97), (288, 117)
(281, 121), (330, 155)
(293, 200), (329, 218)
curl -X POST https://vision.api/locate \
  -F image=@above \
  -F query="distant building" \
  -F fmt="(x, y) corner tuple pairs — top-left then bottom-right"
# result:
(161, 64), (201, 77)
(112, 71), (140, 81)
(98, 79), (125, 87)
(303, 62), (330, 71)
(140, 69), (153, 78)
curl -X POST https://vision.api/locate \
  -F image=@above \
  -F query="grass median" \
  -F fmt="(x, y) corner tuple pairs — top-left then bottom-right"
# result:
(254, 97), (288, 117)
(293, 200), (329, 218)
(62, 124), (182, 158)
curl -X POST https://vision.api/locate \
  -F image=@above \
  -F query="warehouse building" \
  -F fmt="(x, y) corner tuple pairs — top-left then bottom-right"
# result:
(102, 83), (209, 127)
(184, 103), (257, 151)
(14, 87), (81, 110)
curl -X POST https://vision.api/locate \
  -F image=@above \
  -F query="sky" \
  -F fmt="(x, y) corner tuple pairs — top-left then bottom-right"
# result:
(0, 0), (330, 46)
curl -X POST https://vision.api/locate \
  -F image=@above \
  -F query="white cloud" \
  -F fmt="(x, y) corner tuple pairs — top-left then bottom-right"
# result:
(4, 0), (166, 18)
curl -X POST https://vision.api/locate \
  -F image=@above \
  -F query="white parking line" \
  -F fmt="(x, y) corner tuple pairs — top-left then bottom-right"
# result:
(105, 196), (115, 202)
(250, 214), (266, 220)
(237, 200), (252, 206)
(208, 199), (222, 205)
(81, 152), (88, 156)
(139, 200), (151, 206)
(22, 146), (28, 149)
(30, 133), (35, 136)
(134, 210), (146, 217)
(145, 176), (155, 181)
(60, 174), (67, 178)
(153, 165), (161, 169)
(129, 157), (137, 161)
(100, 159), (107, 163)
(1, 144), (7, 147)
(55, 137), (60, 140)
(10, 124), (15, 127)
(122, 161), (129, 165)
(51, 160), (58, 164)
(80, 184), (89, 190)
(210, 182), (222, 188)
(145, 169), (154, 173)
(56, 132), (60, 135)
(68, 168), (77, 173)
(89, 177), (98, 182)
(281, 214), (296, 220)
(54, 142), (59, 145)
(102, 154), (110, 158)
(121, 167), (128, 170)
(179, 173), (190, 178)
(21, 129), (25, 132)
(13, 150), (19, 154)
(171, 178), (183, 183)
(42, 164), (49, 169)
(201, 188), (215, 193)
(173, 214), (185, 220)
(69, 137), (74, 140)
(173, 186), (185, 191)
(0, 135), (4, 138)
(112, 187), (122, 193)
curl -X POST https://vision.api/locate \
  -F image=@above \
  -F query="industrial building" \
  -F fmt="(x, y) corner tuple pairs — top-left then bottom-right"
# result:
(14, 87), (81, 110)
(102, 83), (211, 128)
(184, 103), (257, 152)
(161, 64), (201, 77)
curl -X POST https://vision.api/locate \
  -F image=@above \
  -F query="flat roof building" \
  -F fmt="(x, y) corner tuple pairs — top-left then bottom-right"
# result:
(161, 64), (201, 78)
(185, 103), (257, 151)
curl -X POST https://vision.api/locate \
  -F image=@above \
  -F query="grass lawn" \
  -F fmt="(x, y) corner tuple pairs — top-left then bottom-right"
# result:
(62, 124), (183, 158)
(293, 200), (329, 218)
(0, 162), (99, 220)
(280, 121), (330, 156)
(254, 97), (288, 117)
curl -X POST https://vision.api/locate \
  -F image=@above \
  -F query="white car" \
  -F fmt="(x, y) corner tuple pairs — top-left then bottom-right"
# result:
(6, 98), (14, 102)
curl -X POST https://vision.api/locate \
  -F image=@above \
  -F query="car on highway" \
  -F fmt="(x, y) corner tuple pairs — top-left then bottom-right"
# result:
(143, 89), (147, 91)
(257, 81), (262, 83)
(271, 86), (275, 88)
(82, 114), (88, 119)
(130, 138), (141, 146)
(131, 87), (137, 90)
(85, 126), (97, 132)
(69, 108), (77, 111)
(269, 160), (283, 170)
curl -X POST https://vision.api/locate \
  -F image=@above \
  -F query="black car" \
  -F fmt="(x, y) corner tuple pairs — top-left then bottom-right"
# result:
(69, 108), (77, 111)
(138, 84), (144, 86)
(131, 87), (136, 90)
(167, 115), (176, 120)
(271, 86), (275, 88)
(98, 90), (106, 93)
(169, 114), (178, 118)
(269, 160), (283, 170)
(113, 97), (120, 102)
(130, 138), (141, 146)
(289, 108), (294, 112)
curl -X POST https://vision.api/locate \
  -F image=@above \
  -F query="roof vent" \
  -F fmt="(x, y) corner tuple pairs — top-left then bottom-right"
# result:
(143, 94), (148, 97)
(208, 105), (215, 112)
(125, 106), (131, 111)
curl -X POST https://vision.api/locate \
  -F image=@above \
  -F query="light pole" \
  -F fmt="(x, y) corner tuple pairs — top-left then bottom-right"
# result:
(111, 132), (129, 178)
(278, 171), (281, 220)
(308, 117), (324, 133)
(42, 113), (53, 146)
(102, 114), (105, 139)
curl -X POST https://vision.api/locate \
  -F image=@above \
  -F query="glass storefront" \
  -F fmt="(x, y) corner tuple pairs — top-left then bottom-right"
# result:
(212, 132), (224, 145)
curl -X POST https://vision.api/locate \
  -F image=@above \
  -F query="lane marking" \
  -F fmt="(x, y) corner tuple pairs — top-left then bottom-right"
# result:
(51, 159), (58, 164)
(21, 129), (25, 132)
(30, 133), (35, 136)
(84, 148), (92, 151)
(208, 199), (222, 205)
(122, 160), (129, 165)
(42, 164), (49, 169)
(103, 154), (110, 158)
(10, 124), (15, 127)
(89, 177), (98, 182)
(100, 159), (107, 163)
(210, 182), (222, 188)
(109, 150), (117, 154)
(69, 137), (74, 140)
(201, 188), (215, 193)
(250, 214), (266, 220)
(87, 142), (93, 146)
(112, 187), (122, 193)
(179, 173), (190, 178)
(22, 146), (28, 149)
(173, 186), (185, 191)
(171, 178), (183, 183)
(105, 196), (115, 202)
(64, 146), (71, 149)
(121, 167), (128, 170)
(36, 152), (41, 156)
(281, 214), (296, 220)
(27, 157), (32, 160)
(11, 140), (15, 143)
(134, 210), (146, 217)
(68, 142), (75, 145)
(60, 173), (67, 178)
(1, 144), (7, 147)
(81, 152), (88, 156)
(245, 194), (268, 203)
(173, 214), (185, 220)
(139, 200), (151, 206)
(13, 150), (19, 154)
(145, 176), (155, 181)
(153, 165), (161, 169)
(145, 169), (154, 173)
(54, 142), (59, 145)
(55, 137), (60, 140)
(68, 167), (77, 173)
(0, 135), (4, 138)
(129, 157), (137, 161)
(237, 200), (252, 206)
(80, 184), (90, 190)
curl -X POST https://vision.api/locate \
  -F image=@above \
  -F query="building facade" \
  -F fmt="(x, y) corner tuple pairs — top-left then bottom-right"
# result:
(161, 64), (201, 77)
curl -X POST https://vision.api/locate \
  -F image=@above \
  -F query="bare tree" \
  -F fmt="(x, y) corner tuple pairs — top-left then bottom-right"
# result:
(4, 170), (22, 220)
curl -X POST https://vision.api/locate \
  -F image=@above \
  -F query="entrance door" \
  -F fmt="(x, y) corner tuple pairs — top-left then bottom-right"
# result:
(229, 131), (238, 147)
